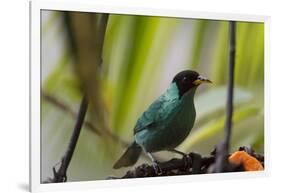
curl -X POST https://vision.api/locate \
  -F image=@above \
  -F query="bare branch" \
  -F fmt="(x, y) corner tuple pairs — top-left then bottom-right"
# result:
(51, 96), (88, 182)
(214, 21), (236, 172)
(42, 91), (130, 147)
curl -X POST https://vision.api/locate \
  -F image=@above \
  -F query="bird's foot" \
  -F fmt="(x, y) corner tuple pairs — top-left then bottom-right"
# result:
(169, 149), (190, 170)
(146, 152), (163, 175)
(152, 161), (163, 175)
(182, 154), (192, 170)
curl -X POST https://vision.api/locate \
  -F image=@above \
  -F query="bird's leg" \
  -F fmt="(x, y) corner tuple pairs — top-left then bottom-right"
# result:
(146, 152), (163, 175)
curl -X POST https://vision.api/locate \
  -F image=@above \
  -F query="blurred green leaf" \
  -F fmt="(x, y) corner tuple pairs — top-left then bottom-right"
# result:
(210, 21), (228, 85)
(236, 22), (264, 88)
(43, 49), (70, 91)
(180, 106), (259, 151)
(189, 20), (208, 69)
(195, 86), (252, 119)
(110, 16), (181, 134)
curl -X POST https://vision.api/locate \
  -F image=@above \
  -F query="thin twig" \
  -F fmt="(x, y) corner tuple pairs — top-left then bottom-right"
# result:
(51, 96), (88, 182)
(214, 21), (236, 172)
(224, 21), (236, 148)
(42, 91), (129, 147)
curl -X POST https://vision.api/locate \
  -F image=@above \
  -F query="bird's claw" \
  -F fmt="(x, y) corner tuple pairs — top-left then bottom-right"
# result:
(182, 154), (191, 170)
(152, 162), (163, 175)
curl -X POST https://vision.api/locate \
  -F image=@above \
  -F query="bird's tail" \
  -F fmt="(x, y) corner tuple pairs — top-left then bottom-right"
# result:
(113, 141), (142, 169)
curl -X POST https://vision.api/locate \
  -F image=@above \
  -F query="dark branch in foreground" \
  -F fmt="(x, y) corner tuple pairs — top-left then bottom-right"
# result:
(108, 146), (264, 179)
(47, 96), (88, 183)
(45, 13), (112, 183)
(214, 21), (236, 173)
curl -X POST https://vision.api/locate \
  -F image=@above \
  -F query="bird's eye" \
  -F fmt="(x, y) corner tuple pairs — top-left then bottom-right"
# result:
(182, 76), (188, 84)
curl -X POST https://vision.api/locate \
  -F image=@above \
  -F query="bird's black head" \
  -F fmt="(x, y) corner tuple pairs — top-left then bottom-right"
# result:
(172, 70), (211, 97)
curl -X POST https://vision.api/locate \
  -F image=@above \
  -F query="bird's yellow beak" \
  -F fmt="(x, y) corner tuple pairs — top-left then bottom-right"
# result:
(193, 75), (212, 85)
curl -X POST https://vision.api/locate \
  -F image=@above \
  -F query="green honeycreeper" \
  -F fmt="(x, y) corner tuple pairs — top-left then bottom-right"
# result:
(113, 70), (211, 173)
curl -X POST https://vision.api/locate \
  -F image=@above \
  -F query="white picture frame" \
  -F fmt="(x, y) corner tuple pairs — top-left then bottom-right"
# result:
(30, 0), (270, 192)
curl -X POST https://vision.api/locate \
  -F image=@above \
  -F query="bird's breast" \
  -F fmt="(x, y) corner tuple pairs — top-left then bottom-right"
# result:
(165, 99), (196, 145)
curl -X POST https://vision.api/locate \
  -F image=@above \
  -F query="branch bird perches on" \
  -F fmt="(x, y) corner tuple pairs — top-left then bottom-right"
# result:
(108, 147), (264, 179)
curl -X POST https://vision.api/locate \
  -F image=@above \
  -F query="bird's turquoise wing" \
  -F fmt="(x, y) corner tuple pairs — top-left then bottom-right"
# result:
(133, 95), (178, 134)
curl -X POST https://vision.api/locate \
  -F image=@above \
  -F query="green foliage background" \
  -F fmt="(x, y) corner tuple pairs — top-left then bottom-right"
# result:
(41, 10), (264, 182)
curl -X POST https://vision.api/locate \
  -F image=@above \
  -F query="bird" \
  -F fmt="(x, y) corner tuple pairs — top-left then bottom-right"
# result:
(113, 70), (211, 173)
